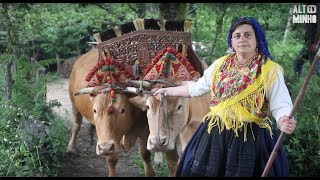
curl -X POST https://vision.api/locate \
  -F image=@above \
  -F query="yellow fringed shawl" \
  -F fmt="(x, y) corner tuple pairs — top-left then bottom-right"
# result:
(202, 54), (283, 141)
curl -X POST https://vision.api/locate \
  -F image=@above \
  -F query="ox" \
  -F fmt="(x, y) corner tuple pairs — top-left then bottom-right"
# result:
(67, 48), (155, 176)
(128, 78), (211, 176)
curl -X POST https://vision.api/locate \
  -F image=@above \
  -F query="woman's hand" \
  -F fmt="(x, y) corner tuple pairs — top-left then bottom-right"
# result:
(153, 88), (168, 101)
(278, 115), (297, 135)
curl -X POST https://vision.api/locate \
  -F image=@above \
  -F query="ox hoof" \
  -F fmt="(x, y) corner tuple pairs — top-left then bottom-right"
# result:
(66, 150), (81, 158)
(153, 152), (163, 168)
(67, 146), (78, 155)
(154, 161), (162, 168)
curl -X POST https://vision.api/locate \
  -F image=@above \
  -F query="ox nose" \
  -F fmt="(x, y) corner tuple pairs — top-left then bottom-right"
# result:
(97, 142), (115, 155)
(147, 136), (167, 150)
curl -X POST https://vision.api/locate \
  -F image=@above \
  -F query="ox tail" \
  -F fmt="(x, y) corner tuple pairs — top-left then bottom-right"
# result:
(89, 123), (96, 147)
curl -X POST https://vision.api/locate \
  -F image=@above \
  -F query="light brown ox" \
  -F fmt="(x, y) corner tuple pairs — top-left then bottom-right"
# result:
(67, 48), (155, 176)
(128, 78), (211, 176)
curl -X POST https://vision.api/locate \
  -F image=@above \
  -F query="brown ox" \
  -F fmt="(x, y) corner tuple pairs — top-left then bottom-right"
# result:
(128, 78), (211, 176)
(67, 48), (155, 176)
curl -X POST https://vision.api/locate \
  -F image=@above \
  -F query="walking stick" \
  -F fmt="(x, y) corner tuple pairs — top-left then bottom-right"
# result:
(261, 41), (320, 177)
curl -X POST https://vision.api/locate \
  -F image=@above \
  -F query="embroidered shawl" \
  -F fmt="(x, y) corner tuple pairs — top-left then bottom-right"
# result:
(203, 53), (283, 141)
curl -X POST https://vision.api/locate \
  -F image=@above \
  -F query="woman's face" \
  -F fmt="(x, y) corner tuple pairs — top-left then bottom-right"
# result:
(231, 24), (257, 56)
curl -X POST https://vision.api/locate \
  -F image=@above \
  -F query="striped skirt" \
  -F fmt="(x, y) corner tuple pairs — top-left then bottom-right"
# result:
(176, 119), (289, 176)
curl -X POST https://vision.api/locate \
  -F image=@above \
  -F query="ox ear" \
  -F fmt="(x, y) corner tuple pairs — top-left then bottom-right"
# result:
(129, 95), (149, 111)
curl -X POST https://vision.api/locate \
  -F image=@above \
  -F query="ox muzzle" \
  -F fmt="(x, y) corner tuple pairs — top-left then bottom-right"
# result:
(96, 140), (118, 156)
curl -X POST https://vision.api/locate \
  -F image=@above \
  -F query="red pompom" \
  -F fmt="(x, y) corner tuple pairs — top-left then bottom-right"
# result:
(243, 75), (250, 83)
(173, 49), (179, 55)
(107, 105), (114, 114)
(98, 60), (105, 66)
(188, 66), (194, 71)
(167, 47), (173, 53)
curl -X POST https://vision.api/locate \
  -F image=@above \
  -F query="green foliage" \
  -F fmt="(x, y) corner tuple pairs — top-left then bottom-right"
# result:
(132, 152), (169, 177)
(0, 94), (67, 176)
(18, 3), (138, 59)
(284, 69), (320, 176)
(0, 52), (67, 176)
(269, 32), (304, 69)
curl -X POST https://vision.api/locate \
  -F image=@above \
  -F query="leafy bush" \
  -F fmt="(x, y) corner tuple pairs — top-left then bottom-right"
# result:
(0, 103), (67, 176)
(284, 70), (320, 176)
(0, 61), (68, 176)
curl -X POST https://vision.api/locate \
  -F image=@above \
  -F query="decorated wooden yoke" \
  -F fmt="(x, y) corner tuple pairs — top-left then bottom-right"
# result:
(83, 18), (205, 113)
(87, 18), (205, 86)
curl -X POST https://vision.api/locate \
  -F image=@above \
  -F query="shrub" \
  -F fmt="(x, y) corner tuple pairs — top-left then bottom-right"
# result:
(284, 72), (320, 176)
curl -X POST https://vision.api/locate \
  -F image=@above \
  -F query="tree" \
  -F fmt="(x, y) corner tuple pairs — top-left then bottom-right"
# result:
(159, 3), (188, 21)
(208, 3), (228, 60)
(1, 3), (18, 101)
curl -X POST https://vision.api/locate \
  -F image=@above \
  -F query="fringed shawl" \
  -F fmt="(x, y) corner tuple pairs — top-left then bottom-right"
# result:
(202, 54), (283, 141)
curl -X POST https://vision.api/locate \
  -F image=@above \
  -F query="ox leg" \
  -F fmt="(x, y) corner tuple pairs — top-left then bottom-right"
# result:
(139, 139), (156, 176)
(165, 148), (179, 177)
(106, 154), (118, 177)
(67, 104), (83, 153)
(89, 123), (95, 147)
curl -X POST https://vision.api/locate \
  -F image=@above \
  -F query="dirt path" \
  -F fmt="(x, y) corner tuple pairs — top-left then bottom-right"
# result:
(46, 78), (144, 177)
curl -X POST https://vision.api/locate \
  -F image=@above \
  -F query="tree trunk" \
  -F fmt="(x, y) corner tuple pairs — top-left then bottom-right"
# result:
(56, 53), (61, 74)
(159, 3), (187, 21)
(283, 7), (293, 43)
(2, 3), (14, 101)
(210, 4), (228, 59)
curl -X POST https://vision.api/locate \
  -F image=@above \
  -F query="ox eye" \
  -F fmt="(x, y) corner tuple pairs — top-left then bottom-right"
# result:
(146, 105), (150, 110)
(120, 109), (125, 114)
(177, 105), (183, 111)
(93, 109), (97, 113)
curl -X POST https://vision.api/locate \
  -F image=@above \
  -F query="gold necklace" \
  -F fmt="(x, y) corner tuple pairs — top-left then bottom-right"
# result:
(234, 53), (256, 67)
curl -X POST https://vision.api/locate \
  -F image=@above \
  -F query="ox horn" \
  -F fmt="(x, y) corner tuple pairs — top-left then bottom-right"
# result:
(126, 79), (153, 88)
(121, 87), (140, 94)
(149, 79), (178, 87)
(74, 85), (107, 96)
(122, 86), (155, 96)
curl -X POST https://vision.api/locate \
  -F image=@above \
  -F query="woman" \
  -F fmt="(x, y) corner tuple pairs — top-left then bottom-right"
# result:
(153, 17), (296, 176)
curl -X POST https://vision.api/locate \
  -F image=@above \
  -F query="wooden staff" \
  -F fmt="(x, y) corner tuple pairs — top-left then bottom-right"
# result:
(262, 41), (320, 177)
